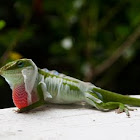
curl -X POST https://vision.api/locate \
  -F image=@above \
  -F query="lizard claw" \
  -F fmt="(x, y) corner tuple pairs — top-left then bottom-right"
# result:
(13, 108), (25, 113)
(13, 108), (21, 113)
(115, 104), (136, 117)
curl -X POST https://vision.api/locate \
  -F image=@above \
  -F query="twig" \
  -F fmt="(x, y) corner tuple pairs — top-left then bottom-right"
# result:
(83, 1), (128, 81)
(97, 0), (127, 31)
(93, 24), (140, 78)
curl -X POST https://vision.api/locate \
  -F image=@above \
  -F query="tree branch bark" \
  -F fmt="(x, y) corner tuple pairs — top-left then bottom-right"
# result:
(93, 24), (140, 78)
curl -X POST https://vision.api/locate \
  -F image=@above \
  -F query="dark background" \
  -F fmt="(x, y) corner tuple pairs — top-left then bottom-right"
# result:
(0, 0), (140, 108)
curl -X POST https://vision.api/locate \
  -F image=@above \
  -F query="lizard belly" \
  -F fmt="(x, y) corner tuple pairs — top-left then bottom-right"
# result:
(46, 89), (84, 104)
(44, 76), (85, 104)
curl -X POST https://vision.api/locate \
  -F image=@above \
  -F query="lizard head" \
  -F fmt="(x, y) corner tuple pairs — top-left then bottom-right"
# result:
(0, 59), (37, 88)
(0, 58), (38, 109)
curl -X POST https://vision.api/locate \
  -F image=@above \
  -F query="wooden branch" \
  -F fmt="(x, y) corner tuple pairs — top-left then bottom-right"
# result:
(97, 0), (127, 31)
(93, 24), (140, 78)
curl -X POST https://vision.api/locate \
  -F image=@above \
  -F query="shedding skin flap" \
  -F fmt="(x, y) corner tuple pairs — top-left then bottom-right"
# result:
(21, 60), (38, 105)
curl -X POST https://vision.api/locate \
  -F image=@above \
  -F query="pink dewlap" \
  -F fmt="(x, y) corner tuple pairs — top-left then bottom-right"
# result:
(12, 84), (28, 109)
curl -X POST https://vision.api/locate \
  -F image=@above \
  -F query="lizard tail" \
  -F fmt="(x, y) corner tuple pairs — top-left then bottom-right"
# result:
(92, 87), (140, 107)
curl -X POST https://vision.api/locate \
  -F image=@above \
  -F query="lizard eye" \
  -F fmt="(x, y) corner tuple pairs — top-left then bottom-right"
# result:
(17, 61), (24, 68)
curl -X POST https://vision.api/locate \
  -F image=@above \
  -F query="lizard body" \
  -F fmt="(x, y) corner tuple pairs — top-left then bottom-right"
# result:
(0, 58), (139, 116)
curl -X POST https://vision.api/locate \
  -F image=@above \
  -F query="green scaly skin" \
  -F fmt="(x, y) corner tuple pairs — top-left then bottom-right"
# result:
(0, 58), (140, 117)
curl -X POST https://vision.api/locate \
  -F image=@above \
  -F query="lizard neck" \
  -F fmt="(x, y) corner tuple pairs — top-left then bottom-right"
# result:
(12, 83), (38, 109)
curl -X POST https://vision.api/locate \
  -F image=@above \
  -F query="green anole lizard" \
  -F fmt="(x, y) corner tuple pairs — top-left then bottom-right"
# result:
(0, 58), (139, 116)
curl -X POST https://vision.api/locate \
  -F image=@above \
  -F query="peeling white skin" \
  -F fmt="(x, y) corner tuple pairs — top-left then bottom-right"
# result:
(39, 74), (52, 99)
(5, 77), (14, 90)
(1, 71), (23, 90)
(84, 91), (102, 108)
(21, 60), (38, 105)
(38, 70), (102, 105)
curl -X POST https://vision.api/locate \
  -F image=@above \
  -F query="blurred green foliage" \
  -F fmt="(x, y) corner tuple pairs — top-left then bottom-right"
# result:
(0, 20), (6, 30)
(0, 0), (140, 108)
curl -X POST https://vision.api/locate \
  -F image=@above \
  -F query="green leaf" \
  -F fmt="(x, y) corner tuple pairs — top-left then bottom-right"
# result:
(0, 20), (6, 30)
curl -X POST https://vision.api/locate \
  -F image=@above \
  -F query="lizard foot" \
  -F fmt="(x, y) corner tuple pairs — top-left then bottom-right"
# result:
(115, 104), (136, 117)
